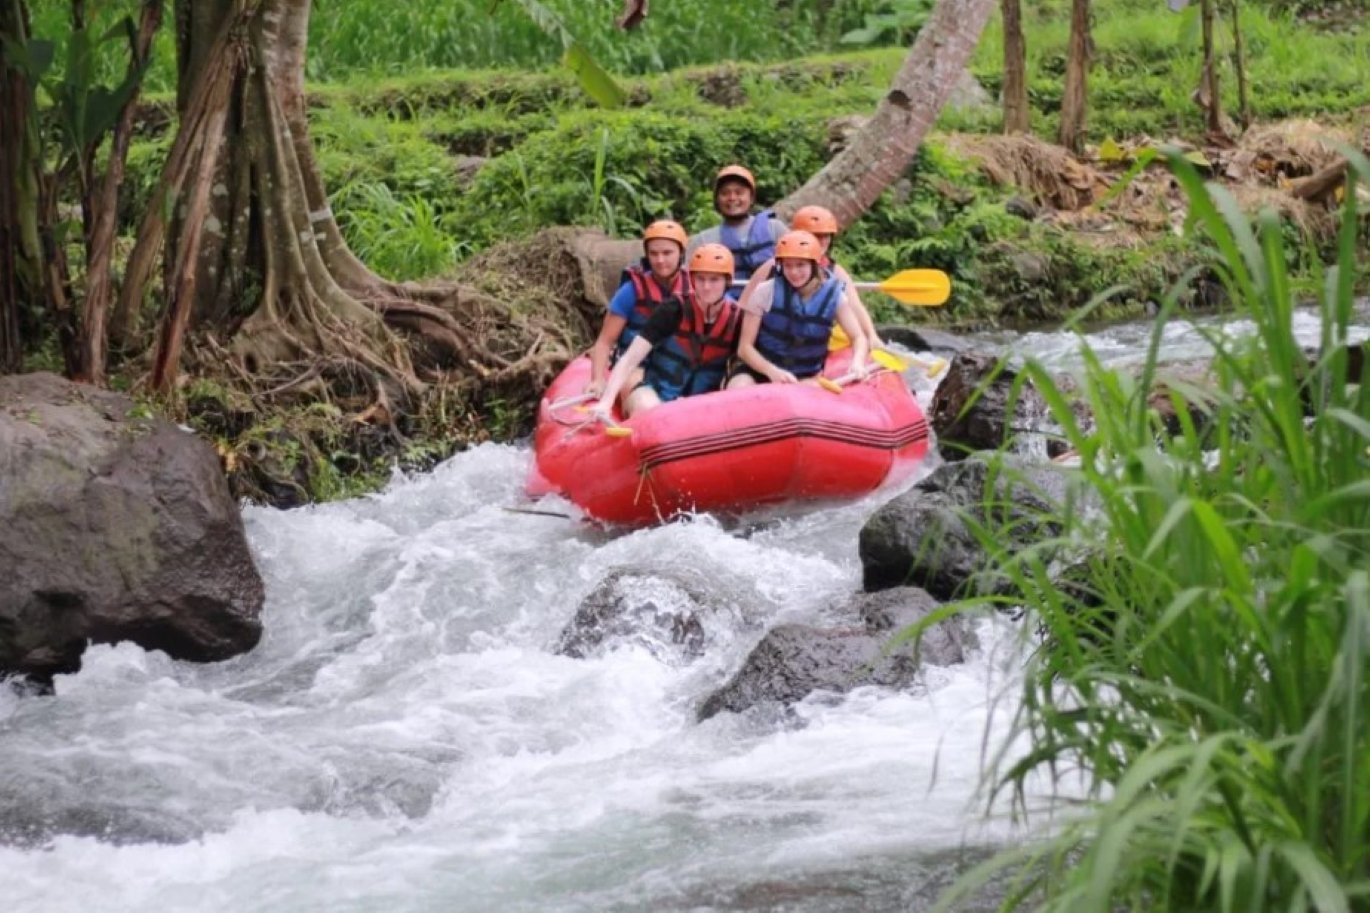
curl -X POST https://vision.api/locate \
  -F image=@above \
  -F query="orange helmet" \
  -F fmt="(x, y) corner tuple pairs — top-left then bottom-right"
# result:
(713, 164), (756, 194)
(642, 219), (687, 250)
(773, 230), (824, 263)
(688, 243), (734, 278)
(791, 205), (838, 235)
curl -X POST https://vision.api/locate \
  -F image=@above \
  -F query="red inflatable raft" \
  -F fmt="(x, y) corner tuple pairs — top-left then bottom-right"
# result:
(526, 349), (931, 526)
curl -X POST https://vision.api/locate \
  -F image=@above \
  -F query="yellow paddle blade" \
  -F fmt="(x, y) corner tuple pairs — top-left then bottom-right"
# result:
(603, 424), (633, 438)
(922, 357), (949, 380)
(857, 269), (951, 306)
(817, 377), (844, 394)
(828, 323), (851, 351)
(870, 349), (908, 372)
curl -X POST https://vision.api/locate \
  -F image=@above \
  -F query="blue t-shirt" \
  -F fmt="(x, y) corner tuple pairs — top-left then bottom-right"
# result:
(607, 281), (638, 320)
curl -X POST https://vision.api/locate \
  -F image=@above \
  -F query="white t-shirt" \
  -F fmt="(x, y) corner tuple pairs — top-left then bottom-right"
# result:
(741, 276), (847, 317)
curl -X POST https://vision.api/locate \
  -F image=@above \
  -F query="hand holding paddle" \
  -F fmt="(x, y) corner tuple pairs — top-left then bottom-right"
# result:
(817, 349), (947, 394)
(818, 361), (874, 394)
(588, 406), (633, 437)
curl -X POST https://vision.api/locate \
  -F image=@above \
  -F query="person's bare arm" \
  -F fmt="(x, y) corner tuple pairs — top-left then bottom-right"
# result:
(586, 314), (628, 395)
(834, 264), (881, 348)
(835, 301), (869, 377)
(594, 335), (653, 416)
(736, 259), (774, 313)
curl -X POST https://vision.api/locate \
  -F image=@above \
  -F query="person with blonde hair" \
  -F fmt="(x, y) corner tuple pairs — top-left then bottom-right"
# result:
(731, 230), (868, 387)
(736, 204), (882, 351)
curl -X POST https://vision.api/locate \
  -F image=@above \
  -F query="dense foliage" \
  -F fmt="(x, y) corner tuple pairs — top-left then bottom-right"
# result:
(23, 0), (901, 91)
(939, 152), (1370, 911)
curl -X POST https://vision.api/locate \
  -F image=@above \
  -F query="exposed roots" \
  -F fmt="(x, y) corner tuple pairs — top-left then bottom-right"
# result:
(142, 225), (626, 507)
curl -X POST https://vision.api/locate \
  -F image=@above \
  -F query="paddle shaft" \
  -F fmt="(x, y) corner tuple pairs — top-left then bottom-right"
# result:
(728, 268), (950, 306)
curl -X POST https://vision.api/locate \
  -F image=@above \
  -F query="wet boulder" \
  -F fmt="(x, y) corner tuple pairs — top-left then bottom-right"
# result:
(0, 372), (264, 684)
(928, 352), (1054, 461)
(697, 587), (973, 720)
(557, 569), (740, 665)
(859, 453), (1076, 599)
(876, 326), (973, 358)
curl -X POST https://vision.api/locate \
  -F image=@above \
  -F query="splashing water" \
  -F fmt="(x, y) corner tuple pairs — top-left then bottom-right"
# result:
(8, 304), (1361, 912)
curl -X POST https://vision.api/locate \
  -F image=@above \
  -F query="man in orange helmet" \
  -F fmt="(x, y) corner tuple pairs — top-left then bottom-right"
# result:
(686, 164), (789, 297)
(586, 219), (691, 399)
(593, 243), (741, 418)
(736, 203), (883, 352)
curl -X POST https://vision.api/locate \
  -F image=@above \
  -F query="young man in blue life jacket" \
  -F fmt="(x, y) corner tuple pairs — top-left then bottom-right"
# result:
(736, 204), (883, 352)
(592, 244), (741, 420)
(731, 230), (868, 387)
(586, 219), (692, 399)
(686, 165), (789, 298)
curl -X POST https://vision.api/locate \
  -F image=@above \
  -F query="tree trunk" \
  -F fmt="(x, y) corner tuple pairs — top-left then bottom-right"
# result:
(0, 0), (40, 374)
(776, 0), (996, 227)
(1001, 0), (1029, 134)
(115, 0), (471, 394)
(1198, 0), (1222, 135)
(75, 0), (162, 383)
(1058, 0), (1090, 154)
(1229, 0), (1249, 130)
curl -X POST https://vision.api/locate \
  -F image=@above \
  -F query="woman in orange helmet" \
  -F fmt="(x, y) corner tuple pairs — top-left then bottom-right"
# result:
(731, 230), (868, 387)
(593, 243), (741, 418)
(736, 204), (883, 351)
(586, 219), (691, 400)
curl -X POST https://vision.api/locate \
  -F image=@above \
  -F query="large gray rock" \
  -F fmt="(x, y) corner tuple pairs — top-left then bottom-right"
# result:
(928, 352), (1054, 461)
(698, 587), (973, 720)
(0, 372), (264, 683)
(859, 453), (1075, 599)
(877, 326), (973, 357)
(557, 569), (740, 665)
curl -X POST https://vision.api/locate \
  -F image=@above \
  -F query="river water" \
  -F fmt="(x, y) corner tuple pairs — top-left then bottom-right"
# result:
(3, 306), (1365, 912)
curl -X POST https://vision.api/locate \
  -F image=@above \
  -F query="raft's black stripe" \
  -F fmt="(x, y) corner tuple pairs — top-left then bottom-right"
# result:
(641, 420), (928, 463)
(640, 417), (925, 455)
(640, 417), (926, 458)
(643, 422), (931, 457)
(640, 417), (928, 468)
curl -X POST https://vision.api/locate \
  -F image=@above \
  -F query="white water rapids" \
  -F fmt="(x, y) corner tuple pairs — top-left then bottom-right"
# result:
(3, 305), (1364, 912)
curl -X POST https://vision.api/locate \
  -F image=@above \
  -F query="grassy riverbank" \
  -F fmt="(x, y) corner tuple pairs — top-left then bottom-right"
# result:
(940, 153), (1370, 911)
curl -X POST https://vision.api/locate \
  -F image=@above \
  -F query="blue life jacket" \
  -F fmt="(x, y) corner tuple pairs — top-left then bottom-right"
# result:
(755, 271), (843, 379)
(643, 298), (741, 402)
(615, 262), (691, 358)
(718, 210), (776, 283)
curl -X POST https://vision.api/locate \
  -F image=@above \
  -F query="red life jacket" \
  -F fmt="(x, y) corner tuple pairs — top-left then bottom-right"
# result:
(642, 297), (741, 401)
(617, 263), (692, 357)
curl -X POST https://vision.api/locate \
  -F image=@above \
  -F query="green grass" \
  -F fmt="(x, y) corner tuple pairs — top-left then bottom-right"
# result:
(961, 0), (1370, 140)
(23, 0), (893, 93)
(934, 151), (1370, 910)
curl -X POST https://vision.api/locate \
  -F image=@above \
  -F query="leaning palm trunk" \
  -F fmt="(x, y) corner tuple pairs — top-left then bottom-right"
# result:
(776, 0), (996, 228)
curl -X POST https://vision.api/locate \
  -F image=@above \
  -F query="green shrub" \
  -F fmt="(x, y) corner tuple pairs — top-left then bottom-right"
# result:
(450, 107), (831, 246)
(938, 151), (1370, 912)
